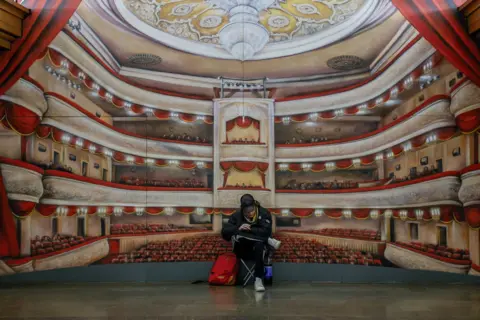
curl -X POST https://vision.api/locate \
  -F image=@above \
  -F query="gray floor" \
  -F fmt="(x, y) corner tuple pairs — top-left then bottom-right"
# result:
(0, 283), (478, 319)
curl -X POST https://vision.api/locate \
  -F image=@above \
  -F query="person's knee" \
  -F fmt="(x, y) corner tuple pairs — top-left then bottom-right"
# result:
(254, 241), (265, 251)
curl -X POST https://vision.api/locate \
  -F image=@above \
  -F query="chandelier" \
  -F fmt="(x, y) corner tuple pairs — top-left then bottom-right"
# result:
(207, 0), (275, 60)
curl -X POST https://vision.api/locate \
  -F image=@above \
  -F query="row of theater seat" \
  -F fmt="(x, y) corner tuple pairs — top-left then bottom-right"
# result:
(281, 180), (358, 190)
(395, 241), (470, 261)
(118, 178), (206, 188)
(110, 224), (210, 235)
(273, 235), (383, 265)
(31, 235), (91, 256)
(109, 234), (383, 266)
(281, 228), (381, 241)
(110, 235), (231, 263)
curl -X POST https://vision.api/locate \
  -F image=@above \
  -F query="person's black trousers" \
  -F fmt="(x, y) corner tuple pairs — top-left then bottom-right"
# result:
(233, 237), (266, 278)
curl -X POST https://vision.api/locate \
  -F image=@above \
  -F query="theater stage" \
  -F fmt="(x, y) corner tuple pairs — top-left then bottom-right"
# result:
(0, 282), (478, 319)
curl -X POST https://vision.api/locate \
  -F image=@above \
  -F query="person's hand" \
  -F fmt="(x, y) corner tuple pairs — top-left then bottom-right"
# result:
(239, 224), (251, 231)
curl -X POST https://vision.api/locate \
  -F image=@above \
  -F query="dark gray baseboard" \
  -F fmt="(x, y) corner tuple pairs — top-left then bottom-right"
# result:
(1, 263), (479, 285)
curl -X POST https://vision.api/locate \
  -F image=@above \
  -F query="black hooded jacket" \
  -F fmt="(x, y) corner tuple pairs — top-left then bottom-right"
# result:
(221, 201), (272, 242)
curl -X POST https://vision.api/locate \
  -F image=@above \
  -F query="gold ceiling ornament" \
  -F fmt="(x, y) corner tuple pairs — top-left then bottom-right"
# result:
(122, 0), (366, 44)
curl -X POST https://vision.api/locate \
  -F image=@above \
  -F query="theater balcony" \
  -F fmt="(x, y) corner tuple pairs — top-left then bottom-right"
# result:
(275, 96), (454, 162)
(3, 236), (109, 274)
(42, 93), (213, 161)
(384, 242), (471, 274)
(275, 172), (461, 209)
(0, 157), (44, 208)
(41, 170), (213, 208)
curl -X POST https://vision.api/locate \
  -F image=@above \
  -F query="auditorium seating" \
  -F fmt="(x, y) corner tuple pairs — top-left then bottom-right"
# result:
(281, 180), (358, 190)
(394, 241), (470, 261)
(110, 224), (210, 235)
(108, 234), (383, 266)
(118, 177), (205, 188)
(273, 234), (382, 265)
(281, 228), (381, 241)
(30, 234), (91, 256)
(161, 133), (209, 143)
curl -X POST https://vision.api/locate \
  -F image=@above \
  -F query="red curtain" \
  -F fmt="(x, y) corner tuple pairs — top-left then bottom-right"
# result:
(465, 206), (480, 229)
(0, 174), (19, 258)
(392, 0), (480, 87)
(221, 162), (268, 172)
(226, 117), (260, 131)
(456, 108), (480, 133)
(291, 209), (314, 217)
(0, 103), (41, 135)
(9, 200), (36, 217)
(0, 0), (83, 96)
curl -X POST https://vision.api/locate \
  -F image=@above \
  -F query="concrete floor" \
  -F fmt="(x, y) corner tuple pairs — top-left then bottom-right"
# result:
(0, 283), (478, 319)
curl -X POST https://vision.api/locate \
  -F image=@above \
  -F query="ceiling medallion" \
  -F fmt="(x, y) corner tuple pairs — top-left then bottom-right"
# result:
(127, 54), (162, 67)
(327, 55), (365, 71)
(116, 0), (395, 60)
(207, 0), (275, 60)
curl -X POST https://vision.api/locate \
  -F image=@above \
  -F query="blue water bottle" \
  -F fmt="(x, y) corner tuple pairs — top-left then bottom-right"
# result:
(264, 252), (273, 286)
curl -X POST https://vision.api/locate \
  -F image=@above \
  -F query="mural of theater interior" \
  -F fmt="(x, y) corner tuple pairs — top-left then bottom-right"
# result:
(0, 0), (479, 279)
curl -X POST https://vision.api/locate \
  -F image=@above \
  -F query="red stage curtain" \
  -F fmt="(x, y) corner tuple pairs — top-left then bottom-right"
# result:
(437, 127), (457, 140)
(411, 135), (427, 148)
(336, 159), (352, 169)
(145, 207), (164, 215)
(153, 110), (170, 120)
(36, 204), (57, 217)
(456, 108), (480, 133)
(324, 209), (343, 219)
(176, 207), (195, 214)
(360, 155), (375, 165)
(291, 114), (309, 123)
(0, 0), (83, 96)
(179, 113), (196, 123)
(226, 117), (260, 131)
(311, 163), (326, 172)
(221, 162), (268, 172)
(391, 145), (404, 156)
(9, 200), (36, 217)
(392, 0), (480, 86)
(353, 209), (370, 220)
(291, 209), (313, 217)
(465, 206), (480, 229)
(179, 161), (196, 170)
(2, 103), (41, 135)
(320, 111), (335, 119)
(113, 152), (126, 162)
(0, 174), (20, 258)
(345, 106), (359, 115)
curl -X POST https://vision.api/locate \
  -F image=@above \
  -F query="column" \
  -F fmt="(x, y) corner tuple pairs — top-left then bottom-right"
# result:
(212, 215), (223, 233)
(20, 216), (31, 256)
(376, 160), (385, 180)
(469, 229), (480, 265)
(381, 216), (391, 242)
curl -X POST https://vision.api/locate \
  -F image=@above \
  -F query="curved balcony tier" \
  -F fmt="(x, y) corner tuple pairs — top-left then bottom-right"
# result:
(2, 237), (109, 274)
(275, 96), (453, 161)
(469, 264), (480, 276)
(450, 78), (480, 117)
(384, 243), (471, 274)
(0, 157), (44, 203)
(458, 164), (480, 207)
(49, 32), (213, 114)
(275, 172), (461, 209)
(275, 37), (435, 113)
(43, 93), (213, 161)
(41, 170), (213, 208)
(0, 77), (47, 118)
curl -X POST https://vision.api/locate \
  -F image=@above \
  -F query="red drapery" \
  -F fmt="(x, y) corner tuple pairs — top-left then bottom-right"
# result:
(0, 102), (41, 135)
(221, 161), (269, 188)
(225, 117), (260, 130)
(456, 108), (480, 133)
(0, 174), (20, 258)
(392, 0), (480, 87)
(0, 0), (83, 96)
(465, 206), (480, 229)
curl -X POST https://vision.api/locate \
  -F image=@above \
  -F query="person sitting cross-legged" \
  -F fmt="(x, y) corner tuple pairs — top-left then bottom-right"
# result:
(221, 194), (280, 292)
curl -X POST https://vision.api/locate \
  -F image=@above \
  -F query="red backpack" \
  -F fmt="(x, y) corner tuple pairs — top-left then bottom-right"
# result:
(208, 253), (239, 285)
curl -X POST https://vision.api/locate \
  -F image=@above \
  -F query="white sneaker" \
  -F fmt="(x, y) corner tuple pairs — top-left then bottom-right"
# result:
(268, 237), (282, 250)
(254, 277), (265, 292)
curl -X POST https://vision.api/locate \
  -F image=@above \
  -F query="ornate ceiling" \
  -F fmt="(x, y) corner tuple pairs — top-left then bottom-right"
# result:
(114, 0), (395, 60)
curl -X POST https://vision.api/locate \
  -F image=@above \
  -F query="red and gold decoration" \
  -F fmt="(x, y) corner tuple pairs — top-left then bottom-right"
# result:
(220, 161), (269, 189)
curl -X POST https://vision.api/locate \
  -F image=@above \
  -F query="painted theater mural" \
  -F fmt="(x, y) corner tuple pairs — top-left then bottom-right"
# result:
(0, 0), (480, 279)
